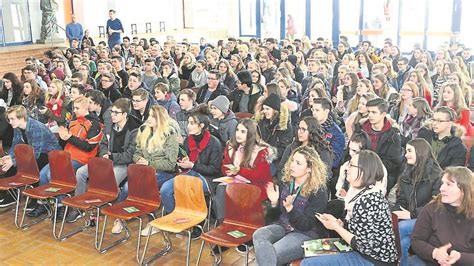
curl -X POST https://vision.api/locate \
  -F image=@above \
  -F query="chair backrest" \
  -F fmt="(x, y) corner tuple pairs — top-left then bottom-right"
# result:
(391, 212), (402, 263)
(180, 80), (189, 90)
(174, 175), (207, 217)
(87, 157), (119, 197)
(15, 144), (40, 180)
(235, 112), (253, 120)
(127, 164), (160, 208)
(462, 136), (474, 166)
(224, 183), (264, 229)
(48, 150), (77, 187)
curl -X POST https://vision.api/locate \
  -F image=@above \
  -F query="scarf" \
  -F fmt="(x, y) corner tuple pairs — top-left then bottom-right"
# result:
(46, 95), (64, 118)
(188, 130), (211, 163)
(321, 115), (335, 135)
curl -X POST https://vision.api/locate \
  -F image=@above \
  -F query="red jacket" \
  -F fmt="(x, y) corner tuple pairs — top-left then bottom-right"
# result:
(222, 146), (272, 202)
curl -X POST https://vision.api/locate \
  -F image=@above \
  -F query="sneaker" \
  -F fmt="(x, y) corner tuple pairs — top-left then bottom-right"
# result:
(236, 243), (253, 253)
(25, 200), (37, 211)
(140, 224), (159, 236)
(26, 204), (47, 217)
(112, 219), (124, 234)
(55, 206), (67, 223)
(190, 227), (202, 240)
(65, 209), (84, 223)
(0, 195), (16, 208)
(211, 245), (228, 255)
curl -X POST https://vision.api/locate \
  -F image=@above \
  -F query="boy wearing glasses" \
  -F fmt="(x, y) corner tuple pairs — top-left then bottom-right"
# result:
(418, 106), (467, 169)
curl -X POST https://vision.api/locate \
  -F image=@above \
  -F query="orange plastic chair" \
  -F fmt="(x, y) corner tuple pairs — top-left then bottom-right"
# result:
(196, 183), (265, 266)
(0, 144), (40, 227)
(140, 175), (208, 266)
(20, 151), (77, 232)
(57, 157), (118, 243)
(461, 136), (474, 166)
(391, 212), (402, 265)
(97, 164), (161, 261)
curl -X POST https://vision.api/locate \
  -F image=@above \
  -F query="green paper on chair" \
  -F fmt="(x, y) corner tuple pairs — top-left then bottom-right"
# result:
(227, 230), (246, 238)
(44, 187), (61, 192)
(123, 206), (140, 213)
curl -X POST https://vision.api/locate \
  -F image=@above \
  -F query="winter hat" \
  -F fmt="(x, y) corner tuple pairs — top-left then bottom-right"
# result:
(210, 95), (230, 113)
(52, 68), (65, 81)
(287, 54), (298, 67)
(263, 93), (281, 111)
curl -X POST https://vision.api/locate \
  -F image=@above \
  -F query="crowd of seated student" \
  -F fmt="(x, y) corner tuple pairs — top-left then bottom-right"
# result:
(0, 33), (473, 265)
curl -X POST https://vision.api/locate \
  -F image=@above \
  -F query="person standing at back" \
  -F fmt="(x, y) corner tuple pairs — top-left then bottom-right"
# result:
(65, 14), (83, 48)
(106, 10), (124, 49)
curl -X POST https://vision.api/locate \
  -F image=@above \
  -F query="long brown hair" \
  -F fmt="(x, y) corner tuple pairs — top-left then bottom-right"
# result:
(435, 166), (474, 219)
(227, 118), (270, 168)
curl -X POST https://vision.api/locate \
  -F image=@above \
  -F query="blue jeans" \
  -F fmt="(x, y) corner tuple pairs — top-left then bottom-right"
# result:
(409, 255), (427, 266)
(253, 224), (312, 265)
(160, 170), (209, 213)
(399, 218), (417, 266)
(39, 160), (84, 203)
(301, 251), (374, 265)
(117, 170), (174, 203)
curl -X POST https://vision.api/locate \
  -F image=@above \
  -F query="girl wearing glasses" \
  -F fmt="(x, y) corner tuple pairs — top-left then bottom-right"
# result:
(302, 150), (398, 265)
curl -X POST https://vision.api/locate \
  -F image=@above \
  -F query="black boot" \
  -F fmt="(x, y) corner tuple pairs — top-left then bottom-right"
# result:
(26, 204), (47, 217)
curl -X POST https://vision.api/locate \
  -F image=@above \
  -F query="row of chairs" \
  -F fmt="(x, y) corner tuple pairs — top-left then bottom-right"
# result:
(0, 144), (265, 265)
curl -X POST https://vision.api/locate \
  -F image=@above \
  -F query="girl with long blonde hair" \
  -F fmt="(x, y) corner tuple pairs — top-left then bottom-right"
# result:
(39, 79), (71, 132)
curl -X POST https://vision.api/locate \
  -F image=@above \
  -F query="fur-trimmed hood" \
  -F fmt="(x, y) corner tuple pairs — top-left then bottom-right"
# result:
(255, 101), (290, 131)
(421, 119), (465, 137)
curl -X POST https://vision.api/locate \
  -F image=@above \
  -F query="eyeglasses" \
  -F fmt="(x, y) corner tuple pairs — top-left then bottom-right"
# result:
(432, 118), (451, 123)
(110, 110), (125, 115)
(132, 98), (145, 103)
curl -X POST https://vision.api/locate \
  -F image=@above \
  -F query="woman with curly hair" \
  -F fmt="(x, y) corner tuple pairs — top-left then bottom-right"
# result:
(253, 145), (329, 265)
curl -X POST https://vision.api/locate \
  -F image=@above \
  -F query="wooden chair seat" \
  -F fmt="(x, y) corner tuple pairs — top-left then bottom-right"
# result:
(0, 174), (38, 190)
(101, 200), (158, 220)
(62, 192), (117, 210)
(22, 183), (75, 199)
(200, 223), (256, 247)
(148, 210), (206, 233)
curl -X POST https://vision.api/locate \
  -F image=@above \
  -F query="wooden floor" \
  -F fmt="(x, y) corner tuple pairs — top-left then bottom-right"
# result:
(0, 205), (256, 266)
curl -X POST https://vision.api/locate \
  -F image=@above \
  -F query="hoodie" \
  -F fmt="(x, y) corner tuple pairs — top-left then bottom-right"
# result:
(210, 111), (238, 146)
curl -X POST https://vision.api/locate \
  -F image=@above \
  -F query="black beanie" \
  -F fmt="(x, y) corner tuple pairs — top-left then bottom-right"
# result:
(287, 54), (298, 66)
(263, 93), (281, 111)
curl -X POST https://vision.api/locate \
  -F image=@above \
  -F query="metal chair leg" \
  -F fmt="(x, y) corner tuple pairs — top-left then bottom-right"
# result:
(54, 205), (89, 241)
(244, 244), (249, 266)
(196, 240), (205, 266)
(96, 215), (131, 253)
(135, 217), (144, 263)
(18, 197), (52, 229)
(186, 230), (192, 266)
(140, 229), (172, 265)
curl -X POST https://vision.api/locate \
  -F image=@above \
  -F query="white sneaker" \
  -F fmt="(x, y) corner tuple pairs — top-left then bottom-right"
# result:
(141, 224), (159, 236)
(111, 219), (124, 234)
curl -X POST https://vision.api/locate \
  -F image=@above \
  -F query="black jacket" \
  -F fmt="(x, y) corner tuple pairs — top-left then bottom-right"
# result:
(393, 159), (442, 218)
(195, 83), (228, 104)
(258, 117), (293, 164)
(418, 126), (467, 169)
(100, 82), (122, 103)
(227, 83), (262, 114)
(183, 131), (223, 180)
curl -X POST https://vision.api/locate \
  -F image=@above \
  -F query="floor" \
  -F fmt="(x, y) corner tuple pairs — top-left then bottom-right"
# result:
(0, 204), (256, 266)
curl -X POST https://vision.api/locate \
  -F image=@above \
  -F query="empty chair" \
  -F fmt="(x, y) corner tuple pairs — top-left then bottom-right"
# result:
(196, 183), (265, 266)
(97, 164), (161, 262)
(20, 151), (77, 231)
(57, 157), (118, 243)
(140, 175), (208, 266)
(0, 144), (40, 227)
